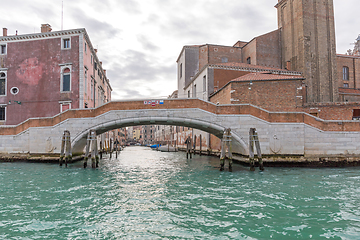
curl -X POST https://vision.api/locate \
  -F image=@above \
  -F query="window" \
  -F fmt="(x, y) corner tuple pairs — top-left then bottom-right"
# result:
(62, 38), (71, 49)
(353, 109), (360, 120)
(61, 68), (71, 92)
(247, 57), (251, 64)
(84, 68), (88, 94)
(91, 78), (94, 100)
(0, 106), (5, 121)
(60, 102), (71, 112)
(0, 72), (6, 96)
(344, 83), (349, 88)
(188, 90), (190, 98)
(10, 87), (19, 95)
(221, 57), (228, 63)
(193, 84), (196, 98)
(84, 42), (87, 53)
(0, 44), (6, 55)
(203, 76), (206, 93)
(343, 66), (349, 81)
(179, 63), (183, 78)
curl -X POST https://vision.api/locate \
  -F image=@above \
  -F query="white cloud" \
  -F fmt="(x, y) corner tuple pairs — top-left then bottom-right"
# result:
(1, 0), (359, 100)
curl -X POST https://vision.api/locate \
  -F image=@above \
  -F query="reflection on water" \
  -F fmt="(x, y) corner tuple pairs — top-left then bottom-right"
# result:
(0, 146), (359, 239)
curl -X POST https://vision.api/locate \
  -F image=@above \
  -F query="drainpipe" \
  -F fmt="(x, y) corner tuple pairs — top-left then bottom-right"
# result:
(353, 58), (356, 89)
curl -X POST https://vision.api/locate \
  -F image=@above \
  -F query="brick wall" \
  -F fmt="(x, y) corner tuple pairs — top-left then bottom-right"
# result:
(199, 45), (242, 70)
(336, 55), (360, 102)
(241, 39), (257, 64)
(213, 69), (250, 92)
(211, 79), (303, 112)
(255, 29), (282, 69)
(302, 102), (360, 120)
(277, 0), (338, 103)
(210, 83), (231, 104)
(210, 79), (360, 120)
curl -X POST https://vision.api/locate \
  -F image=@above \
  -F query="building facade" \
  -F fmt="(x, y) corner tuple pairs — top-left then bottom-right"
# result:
(173, 0), (360, 152)
(0, 24), (112, 125)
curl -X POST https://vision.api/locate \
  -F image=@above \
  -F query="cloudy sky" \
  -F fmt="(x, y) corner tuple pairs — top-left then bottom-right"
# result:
(1, 0), (359, 100)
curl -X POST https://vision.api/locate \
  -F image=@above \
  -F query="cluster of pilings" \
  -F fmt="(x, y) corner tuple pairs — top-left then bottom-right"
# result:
(59, 130), (122, 169)
(59, 130), (72, 167)
(100, 137), (122, 159)
(218, 128), (264, 172)
(249, 128), (264, 171)
(184, 135), (204, 158)
(83, 130), (99, 168)
(185, 128), (264, 172)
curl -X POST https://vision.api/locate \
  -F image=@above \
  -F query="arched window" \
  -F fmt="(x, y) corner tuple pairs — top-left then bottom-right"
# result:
(0, 72), (6, 96)
(61, 68), (71, 92)
(343, 66), (349, 81)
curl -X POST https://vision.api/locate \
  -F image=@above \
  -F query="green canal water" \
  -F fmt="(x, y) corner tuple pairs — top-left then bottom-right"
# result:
(0, 146), (360, 239)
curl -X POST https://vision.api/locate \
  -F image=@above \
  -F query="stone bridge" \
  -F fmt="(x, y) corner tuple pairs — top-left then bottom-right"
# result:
(1, 99), (360, 156)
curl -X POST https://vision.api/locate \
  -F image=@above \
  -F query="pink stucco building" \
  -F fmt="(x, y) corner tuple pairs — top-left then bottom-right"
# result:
(0, 24), (112, 125)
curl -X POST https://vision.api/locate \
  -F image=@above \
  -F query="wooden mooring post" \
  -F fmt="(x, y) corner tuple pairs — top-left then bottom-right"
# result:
(109, 139), (113, 159)
(249, 128), (264, 171)
(59, 130), (72, 167)
(199, 134), (202, 156)
(220, 128), (233, 172)
(99, 141), (103, 160)
(84, 130), (99, 168)
(186, 136), (192, 159)
(115, 138), (119, 159)
(193, 135), (197, 155)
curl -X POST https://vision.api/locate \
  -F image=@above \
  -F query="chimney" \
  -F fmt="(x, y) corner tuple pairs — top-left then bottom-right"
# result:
(104, 70), (107, 76)
(41, 24), (52, 33)
(94, 49), (98, 53)
(100, 61), (102, 66)
(3, 28), (7, 36)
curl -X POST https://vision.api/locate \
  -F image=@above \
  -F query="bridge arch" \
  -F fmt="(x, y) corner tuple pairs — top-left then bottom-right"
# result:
(72, 116), (248, 155)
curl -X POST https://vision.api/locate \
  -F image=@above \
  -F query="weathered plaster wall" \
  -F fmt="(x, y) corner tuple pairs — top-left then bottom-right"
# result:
(3, 36), (80, 125)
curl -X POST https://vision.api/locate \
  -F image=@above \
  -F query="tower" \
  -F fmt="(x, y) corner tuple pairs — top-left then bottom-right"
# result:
(276, 0), (338, 103)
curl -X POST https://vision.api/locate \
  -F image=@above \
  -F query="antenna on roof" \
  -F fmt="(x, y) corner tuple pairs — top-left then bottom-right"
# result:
(61, 1), (64, 30)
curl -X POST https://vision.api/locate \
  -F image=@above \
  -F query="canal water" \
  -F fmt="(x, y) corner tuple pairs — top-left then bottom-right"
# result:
(0, 146), (359, 239)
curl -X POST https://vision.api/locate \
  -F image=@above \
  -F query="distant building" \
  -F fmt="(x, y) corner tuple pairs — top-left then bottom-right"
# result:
(133, 126), (141, 142)
(142, 125), (156, 145)
(0, 24), (112, 125)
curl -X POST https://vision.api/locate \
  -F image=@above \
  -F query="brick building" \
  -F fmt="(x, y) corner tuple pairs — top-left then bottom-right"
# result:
(174, 0), (360, 152)
(0, 24), (112, 125)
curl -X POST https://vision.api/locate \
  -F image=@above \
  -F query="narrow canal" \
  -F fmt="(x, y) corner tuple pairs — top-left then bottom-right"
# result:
(1, 146), (360, 239)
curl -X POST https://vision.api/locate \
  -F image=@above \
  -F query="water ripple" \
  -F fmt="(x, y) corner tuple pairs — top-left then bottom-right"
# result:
(0, 148), (360, 239)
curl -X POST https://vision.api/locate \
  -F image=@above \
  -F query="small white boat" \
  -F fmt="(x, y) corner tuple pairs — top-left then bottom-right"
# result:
(158, 145), (178, 152)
